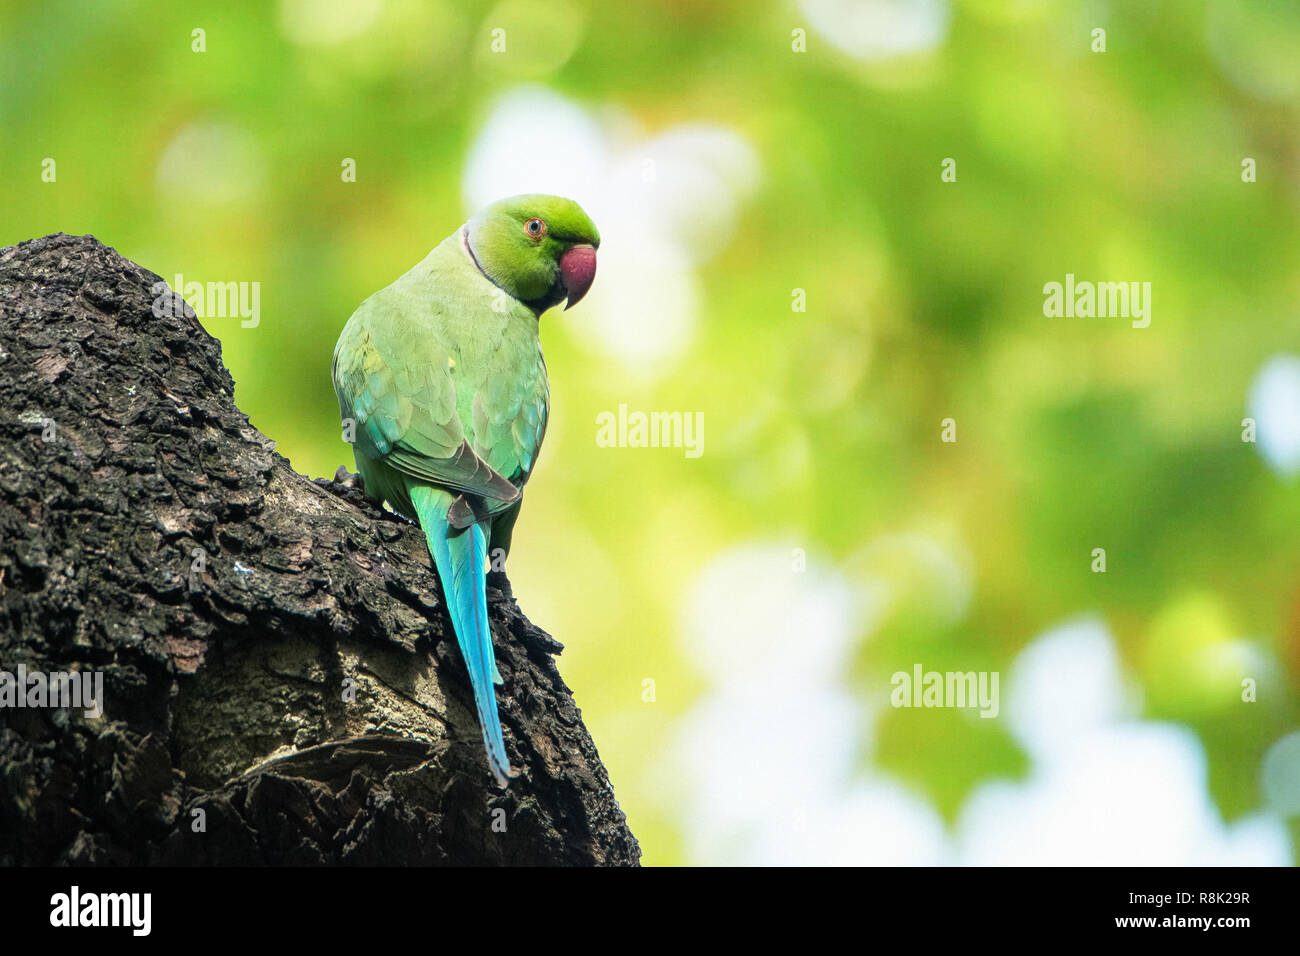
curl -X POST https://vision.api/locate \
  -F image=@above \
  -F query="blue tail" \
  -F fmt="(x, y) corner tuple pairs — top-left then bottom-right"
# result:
(409, 486), (511, 787)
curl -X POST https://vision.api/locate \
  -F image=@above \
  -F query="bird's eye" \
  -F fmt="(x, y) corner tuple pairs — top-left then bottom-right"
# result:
(525, 218), (546, 238)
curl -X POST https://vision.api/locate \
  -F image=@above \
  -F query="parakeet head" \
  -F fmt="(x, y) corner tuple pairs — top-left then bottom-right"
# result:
(464, 194), (600, 314)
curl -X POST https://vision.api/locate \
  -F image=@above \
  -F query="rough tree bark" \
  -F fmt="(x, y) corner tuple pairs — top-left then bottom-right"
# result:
(0, 234), (640, 866)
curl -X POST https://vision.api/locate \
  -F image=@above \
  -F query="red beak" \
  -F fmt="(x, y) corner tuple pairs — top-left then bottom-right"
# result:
(559, 244), (597, 309)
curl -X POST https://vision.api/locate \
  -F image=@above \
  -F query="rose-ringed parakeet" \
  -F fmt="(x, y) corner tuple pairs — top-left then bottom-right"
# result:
(332, 195), (599, 787)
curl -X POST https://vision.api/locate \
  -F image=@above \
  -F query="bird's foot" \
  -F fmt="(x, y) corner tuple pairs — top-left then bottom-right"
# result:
(485, 569), (515, 604)
(333, 466), (365, 492)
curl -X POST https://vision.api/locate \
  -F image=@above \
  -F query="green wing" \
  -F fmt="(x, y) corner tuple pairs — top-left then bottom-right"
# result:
(332, 238), (549, 512)
(333, 306), (520, 505)
(472, 351), (548, 484)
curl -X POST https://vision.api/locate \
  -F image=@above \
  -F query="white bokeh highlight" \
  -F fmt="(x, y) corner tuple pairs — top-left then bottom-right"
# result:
(667, 550), (1292, 865)
(1248, 354), (1300, 478)
(462, 88), (759, 371)
(665, 544), (951, 866)
(956, 619), (1289, 866)
(155, 122), (266, 204)
(1261, 729), (1300, 817)
(798, 0), (950, 62)
(1004, 617), (1139, 765)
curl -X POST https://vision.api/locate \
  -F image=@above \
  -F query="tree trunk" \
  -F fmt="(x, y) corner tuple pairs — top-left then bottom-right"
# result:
(0, 233), (640, 866)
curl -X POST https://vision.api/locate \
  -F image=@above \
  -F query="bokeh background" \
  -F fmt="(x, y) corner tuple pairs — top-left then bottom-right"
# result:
(3, 0), (1299, 865)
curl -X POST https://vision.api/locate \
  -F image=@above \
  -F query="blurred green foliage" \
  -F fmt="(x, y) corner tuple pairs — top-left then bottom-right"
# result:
(3, 0), (1297, 863)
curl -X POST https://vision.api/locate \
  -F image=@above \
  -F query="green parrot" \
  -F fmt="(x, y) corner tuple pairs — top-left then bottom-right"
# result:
(332, 194), (599, 787)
